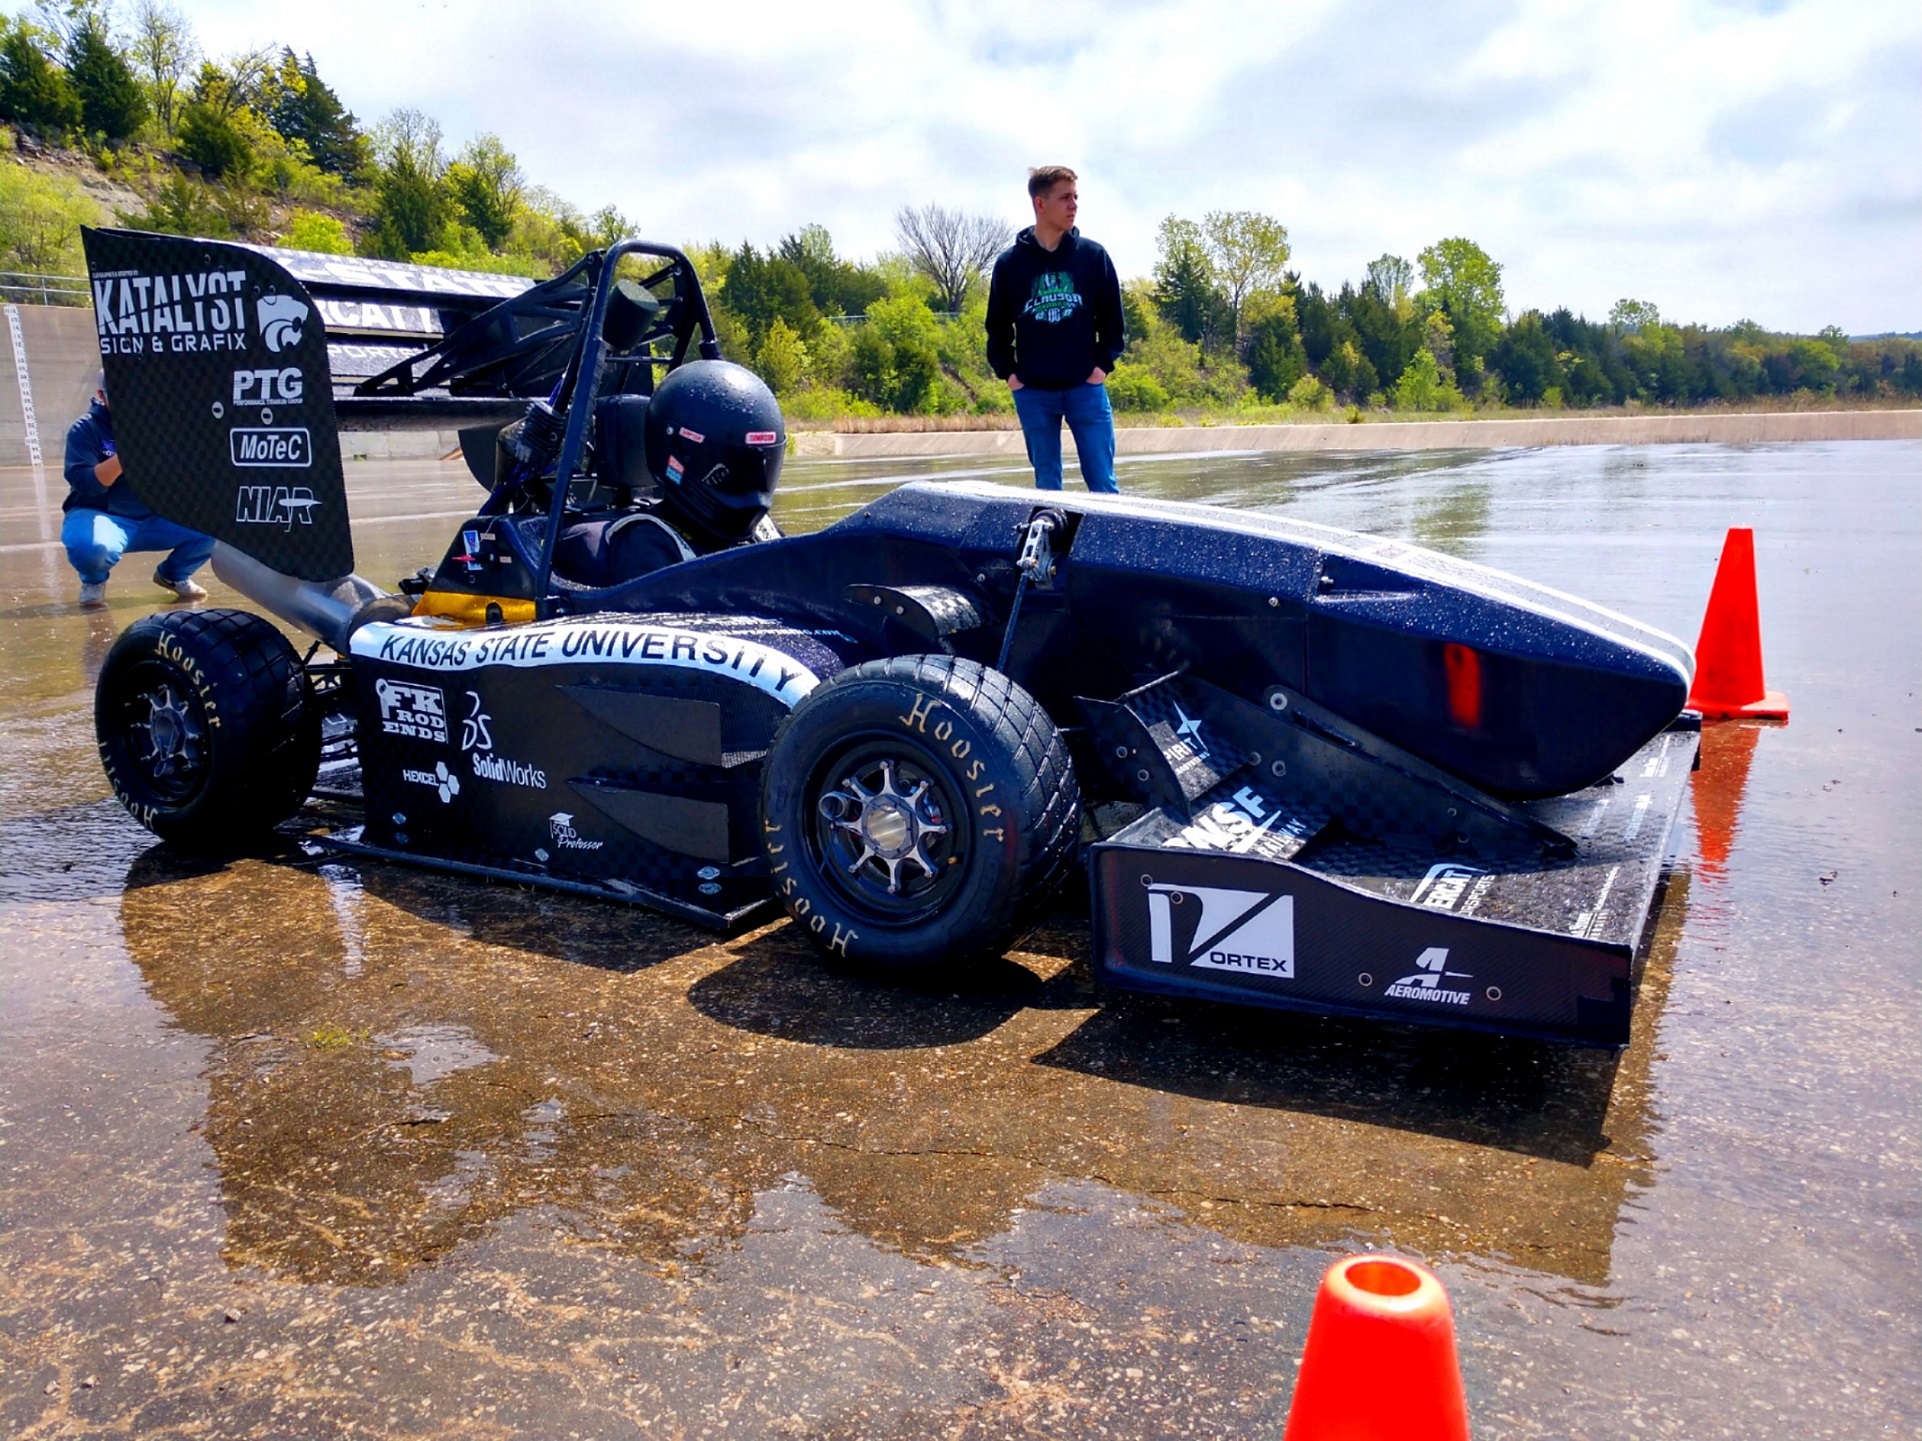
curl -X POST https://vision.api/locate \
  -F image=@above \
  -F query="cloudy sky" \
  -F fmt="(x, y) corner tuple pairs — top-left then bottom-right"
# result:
(182, 0), (1920, 334)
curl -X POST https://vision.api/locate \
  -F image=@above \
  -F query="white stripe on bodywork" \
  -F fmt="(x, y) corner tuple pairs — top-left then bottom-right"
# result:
(351, 617), (821, 706)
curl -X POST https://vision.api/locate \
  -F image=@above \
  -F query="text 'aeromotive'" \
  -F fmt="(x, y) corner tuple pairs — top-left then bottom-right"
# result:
(83, 225), (1698, 1046)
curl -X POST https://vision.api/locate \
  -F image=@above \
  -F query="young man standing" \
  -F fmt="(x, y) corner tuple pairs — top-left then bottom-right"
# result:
(62, 374), (212, 607)
(985, 166), (1125, 493)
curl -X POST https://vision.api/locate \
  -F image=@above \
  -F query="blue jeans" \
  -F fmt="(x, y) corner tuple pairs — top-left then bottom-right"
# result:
(61, 510), (214, 586)
(1012, 381), (1118, 492)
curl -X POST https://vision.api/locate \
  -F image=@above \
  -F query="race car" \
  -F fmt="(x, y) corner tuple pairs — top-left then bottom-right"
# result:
(83, 227), (1699, 1046)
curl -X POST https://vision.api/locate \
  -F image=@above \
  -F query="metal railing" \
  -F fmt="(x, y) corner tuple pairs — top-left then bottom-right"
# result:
(0, 272), (89, 306)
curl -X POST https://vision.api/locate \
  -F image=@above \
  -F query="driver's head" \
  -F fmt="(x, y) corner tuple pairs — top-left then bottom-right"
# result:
(643, 360), (786, 543)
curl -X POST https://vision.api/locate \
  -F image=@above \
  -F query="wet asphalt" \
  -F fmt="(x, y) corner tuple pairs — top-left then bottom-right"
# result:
(0, 441), (1916, 1439)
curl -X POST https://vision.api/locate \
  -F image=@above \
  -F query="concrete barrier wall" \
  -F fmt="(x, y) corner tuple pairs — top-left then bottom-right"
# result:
(2, 304), (100, 467)
(793, 408), (1922, 459)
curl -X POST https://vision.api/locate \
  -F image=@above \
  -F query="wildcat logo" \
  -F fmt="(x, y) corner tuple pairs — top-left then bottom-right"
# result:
(234, 485), (317, 527)
(375, 678), (447, 743)
(1385, 947), (1473, 1006)
(257, 294), (308, 352)
(1145, 883), (1295, 978)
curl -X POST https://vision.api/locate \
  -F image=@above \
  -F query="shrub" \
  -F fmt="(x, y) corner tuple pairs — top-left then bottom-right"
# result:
(0, 162), (98, 273)
(279, 210), (353, 254)
(1106, 363), (1171, 412)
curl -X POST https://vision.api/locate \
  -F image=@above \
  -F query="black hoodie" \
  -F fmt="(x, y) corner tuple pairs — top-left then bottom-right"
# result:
(985, 227), (1125, 390)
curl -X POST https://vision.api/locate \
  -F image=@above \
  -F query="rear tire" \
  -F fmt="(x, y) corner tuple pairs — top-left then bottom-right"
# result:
(760, 655), (1078, 973)
(95, 608), (320, 845)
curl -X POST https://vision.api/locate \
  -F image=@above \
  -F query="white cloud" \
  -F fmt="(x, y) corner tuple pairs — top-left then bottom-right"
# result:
(183, 0), (1921, 331)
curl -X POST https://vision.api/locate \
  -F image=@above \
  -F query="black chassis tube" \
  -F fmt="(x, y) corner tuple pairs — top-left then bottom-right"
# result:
(533, 240), (722, 619)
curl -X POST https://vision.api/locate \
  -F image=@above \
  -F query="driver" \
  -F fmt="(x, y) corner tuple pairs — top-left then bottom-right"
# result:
(555, 359), (786, 586)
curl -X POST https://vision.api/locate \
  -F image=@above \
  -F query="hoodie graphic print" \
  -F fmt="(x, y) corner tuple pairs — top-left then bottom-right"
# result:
(986, 228), (1125, 389)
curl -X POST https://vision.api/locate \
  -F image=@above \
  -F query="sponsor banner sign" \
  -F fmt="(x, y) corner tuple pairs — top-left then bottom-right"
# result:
(82, 227), (352, 581)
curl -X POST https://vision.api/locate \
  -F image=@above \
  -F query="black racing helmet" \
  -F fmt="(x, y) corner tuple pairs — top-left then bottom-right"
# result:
(644, 360), (786, 542)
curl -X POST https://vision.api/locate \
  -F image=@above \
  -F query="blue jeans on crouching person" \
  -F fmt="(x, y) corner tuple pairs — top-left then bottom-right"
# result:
(61, 510), (215, 586)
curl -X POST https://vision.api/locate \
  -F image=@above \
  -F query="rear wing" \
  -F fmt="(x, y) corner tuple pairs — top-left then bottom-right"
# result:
(81, 228), (718, 581)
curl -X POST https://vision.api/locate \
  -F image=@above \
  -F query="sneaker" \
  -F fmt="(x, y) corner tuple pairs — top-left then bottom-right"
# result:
(78, 580), (107, 608)
(154, 570), (209, 603)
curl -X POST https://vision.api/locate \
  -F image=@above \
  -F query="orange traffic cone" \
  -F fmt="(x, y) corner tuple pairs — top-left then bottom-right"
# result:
(1283, 1254), (1471, 1441)
(1687, 528), (1789, 721)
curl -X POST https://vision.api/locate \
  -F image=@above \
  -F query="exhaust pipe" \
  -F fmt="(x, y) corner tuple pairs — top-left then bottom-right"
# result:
(211, 542), (388, 652)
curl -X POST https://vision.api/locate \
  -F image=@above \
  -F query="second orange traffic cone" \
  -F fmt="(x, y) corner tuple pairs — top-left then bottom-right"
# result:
(1282, 1254), (1471, 1441)
(1687, 527), (1789, 721)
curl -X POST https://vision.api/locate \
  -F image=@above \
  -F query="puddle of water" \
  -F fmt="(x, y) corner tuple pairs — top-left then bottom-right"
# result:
(0, 441), (1916, 1438)
(375, 1023), (501, 1087)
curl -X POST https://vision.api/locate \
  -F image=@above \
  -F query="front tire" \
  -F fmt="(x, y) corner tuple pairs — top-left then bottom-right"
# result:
(760, 655), (1078, 972)
(96, 609), (320, 845)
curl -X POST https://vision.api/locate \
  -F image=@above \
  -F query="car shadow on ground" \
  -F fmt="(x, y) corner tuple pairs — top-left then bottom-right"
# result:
(1032, 995), (1627, 1165)
(685, 920), (1095, 1050)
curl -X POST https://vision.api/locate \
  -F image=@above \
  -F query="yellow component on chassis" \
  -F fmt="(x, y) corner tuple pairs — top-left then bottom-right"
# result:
(412, 589), (538, 627)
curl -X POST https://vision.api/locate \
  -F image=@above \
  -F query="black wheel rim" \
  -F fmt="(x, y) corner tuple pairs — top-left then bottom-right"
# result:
(803, 731), (970, 925)
(112, 658), (210, 805)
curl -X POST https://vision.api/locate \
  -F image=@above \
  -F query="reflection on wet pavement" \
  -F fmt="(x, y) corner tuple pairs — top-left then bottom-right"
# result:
(2, 442), (1917, 1438)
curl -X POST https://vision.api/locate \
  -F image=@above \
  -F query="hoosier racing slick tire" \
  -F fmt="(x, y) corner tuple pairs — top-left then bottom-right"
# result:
(96, 608), (320, 846)
(760, 655), (1078, 973)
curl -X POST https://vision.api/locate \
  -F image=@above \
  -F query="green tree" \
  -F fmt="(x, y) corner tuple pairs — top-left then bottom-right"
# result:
(174, 53), (270, 180)
(366, 107), (448, 258)
(586, 204), (630, 248)
(446, 133), (523, 248)
(722, 243), (820, 348)
(0, 160), (97, 273)
(756, 317), (808, 395)
(0, 20), (82, 135)
(128, 0), (194, 137)
(65, 15), (146, 142)
(1152, 215), (1228, 349)
(1317, 338), (1378, 400)
(1202, 209), (1289, 347)
(1391, 348), (1463, 411)
(1105, 363), (1170, 412)
(1417, 237), (1504, 391)
(779, 224), (887, 318)
(1492, 310), (1563, 404)
(266, 50), (364, 177)
(1145, 216), (1222, 347)
(1244, 303), (1308, 401)
(849, 294), (942, 412)
(1608, 298), (1662, 333)
(279, 208), (352, 254)
(1344, 273), (1421, 392)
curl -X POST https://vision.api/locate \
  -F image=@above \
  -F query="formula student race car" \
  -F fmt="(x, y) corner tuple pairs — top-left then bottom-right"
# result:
(83, 226), (1699, 1046)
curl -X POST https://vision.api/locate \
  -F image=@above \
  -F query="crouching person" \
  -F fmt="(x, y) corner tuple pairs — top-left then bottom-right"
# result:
(63, 373), (213, 608)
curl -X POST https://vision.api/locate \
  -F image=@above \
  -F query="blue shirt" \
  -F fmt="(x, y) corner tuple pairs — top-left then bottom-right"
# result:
(63, 399), (151, 519)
